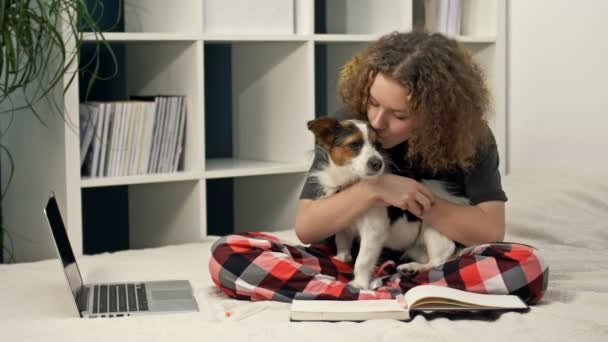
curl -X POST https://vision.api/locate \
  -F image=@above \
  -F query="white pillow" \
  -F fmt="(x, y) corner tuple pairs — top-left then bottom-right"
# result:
(503, 170), (608, 250)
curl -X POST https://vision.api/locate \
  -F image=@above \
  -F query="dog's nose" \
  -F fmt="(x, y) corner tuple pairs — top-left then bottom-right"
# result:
(367, 157), (383, 173)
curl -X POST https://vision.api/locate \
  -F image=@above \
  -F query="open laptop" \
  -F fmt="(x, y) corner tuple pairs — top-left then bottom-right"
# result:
(43, 192), (199, 318)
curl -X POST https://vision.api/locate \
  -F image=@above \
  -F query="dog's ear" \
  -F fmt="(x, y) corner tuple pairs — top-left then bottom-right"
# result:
(307, 116), (338, 133)
(307, 117), (339, 149)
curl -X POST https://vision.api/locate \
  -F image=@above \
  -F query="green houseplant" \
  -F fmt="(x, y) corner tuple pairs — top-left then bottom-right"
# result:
(0, 0), (119, 262)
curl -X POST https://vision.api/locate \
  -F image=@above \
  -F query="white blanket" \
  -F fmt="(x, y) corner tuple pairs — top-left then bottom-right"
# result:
(2, 172), (608, 341)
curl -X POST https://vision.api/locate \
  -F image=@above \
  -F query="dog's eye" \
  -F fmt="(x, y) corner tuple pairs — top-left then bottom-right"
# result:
(348, 141), (363, 150)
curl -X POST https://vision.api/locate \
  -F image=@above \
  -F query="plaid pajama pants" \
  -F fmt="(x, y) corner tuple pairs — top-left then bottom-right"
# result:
(209, 232), (548, 305)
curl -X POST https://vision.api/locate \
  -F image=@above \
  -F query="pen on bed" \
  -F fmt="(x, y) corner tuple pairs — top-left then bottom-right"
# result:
(223, 303), (270, 321)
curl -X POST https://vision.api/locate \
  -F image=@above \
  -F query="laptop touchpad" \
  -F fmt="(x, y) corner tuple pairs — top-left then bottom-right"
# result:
(151, 289), (192, 301)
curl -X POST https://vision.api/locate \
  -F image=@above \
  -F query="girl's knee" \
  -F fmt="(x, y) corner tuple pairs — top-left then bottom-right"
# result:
(461, 242), (549, 304)
(210, 232), (277, 255)
(507, 244), (549, 305)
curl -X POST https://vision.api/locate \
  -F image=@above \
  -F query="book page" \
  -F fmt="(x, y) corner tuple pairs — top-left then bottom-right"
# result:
(291, 298), (405, 313)
(290, 297), (412, 322)
(405, 285), (527, 310)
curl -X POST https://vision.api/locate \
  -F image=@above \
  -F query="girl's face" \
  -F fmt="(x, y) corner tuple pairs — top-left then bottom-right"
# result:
(367, 73), (416, 148)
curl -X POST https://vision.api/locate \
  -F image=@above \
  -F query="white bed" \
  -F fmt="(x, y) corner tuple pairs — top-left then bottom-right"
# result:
(2, 172), (608, 341)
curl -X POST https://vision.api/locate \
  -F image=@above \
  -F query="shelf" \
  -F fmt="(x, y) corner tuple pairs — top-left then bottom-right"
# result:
(454, 35), (497, 44)
(81, 172), (202, 188)
(204, 159), (310, 179)
(81, 32), (202, 42)
(3, 0), (505, 262)
(313, 34), (381, 42)
(203, 34), (311, 42)
(313, 34), (496, 44)
(80, 32), (496, 45)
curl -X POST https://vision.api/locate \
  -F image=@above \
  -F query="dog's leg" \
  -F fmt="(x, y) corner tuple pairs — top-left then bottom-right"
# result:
(402, 243), (428, 265)
(334, 229), (354, 263)
(397, 226), (455, 274)
(349, 209), (388, 290)
(350, 235), (384, 290)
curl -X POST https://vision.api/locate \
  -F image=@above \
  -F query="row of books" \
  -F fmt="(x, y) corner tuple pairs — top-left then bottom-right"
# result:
(79, 95), (187, 177)
(424, 0), (462, 36)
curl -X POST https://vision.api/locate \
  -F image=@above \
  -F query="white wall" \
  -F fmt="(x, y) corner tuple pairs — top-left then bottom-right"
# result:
(508, 0), (608, 174)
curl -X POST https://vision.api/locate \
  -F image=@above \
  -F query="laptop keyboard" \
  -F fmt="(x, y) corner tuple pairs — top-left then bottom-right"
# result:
(92, 283), (149, 314)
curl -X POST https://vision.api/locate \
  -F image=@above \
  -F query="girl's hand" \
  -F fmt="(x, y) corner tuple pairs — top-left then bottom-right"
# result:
(365, 174), (435, 218)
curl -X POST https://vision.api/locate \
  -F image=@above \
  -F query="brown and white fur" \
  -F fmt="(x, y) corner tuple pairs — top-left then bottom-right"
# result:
(307, 117), (470, 290)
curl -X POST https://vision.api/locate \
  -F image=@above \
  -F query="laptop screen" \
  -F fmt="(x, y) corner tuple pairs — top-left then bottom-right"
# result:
(44, 194), (84, 303)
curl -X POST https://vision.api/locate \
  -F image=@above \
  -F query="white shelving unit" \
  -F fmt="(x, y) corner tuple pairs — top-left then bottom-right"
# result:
(2, 0), (507, 262)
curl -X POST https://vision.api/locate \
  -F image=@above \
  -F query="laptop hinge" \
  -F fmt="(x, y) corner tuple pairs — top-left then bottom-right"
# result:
(76, 286), (89, 314)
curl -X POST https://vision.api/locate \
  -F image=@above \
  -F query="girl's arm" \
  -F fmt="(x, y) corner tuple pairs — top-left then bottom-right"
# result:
(422, 200), (505, 246)
(295, 182), (377, 244)
(295, 175), (435, 244)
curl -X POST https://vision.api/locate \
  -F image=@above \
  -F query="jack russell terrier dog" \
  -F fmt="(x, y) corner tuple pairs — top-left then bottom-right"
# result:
(307, 117), (469, 290)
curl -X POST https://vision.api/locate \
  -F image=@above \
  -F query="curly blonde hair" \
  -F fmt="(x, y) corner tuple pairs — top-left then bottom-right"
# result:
(338, 31), (492, 173)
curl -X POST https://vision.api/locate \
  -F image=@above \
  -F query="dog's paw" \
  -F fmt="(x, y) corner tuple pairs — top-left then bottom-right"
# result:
(396, 262), (431, 275)
(334, 252), (352, 263)
(348, 278), (370, 290)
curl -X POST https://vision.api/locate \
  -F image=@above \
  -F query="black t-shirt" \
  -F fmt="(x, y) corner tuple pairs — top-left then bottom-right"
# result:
(300, 110), (508, 205)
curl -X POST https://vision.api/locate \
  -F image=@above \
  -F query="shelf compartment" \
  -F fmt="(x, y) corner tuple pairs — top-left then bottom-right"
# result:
(81, 179), (205, 253)
(460, 0), (498, 37)
(204, 41), (315, 176)
(128, 180), (206, 249)
(125, 41), (204, 174)
(206, 173), (308, 235)
(233, 174), (307, 233)
(79, 40), (204, 178)
(123, 0), (202, 33)
(203, 0), (294, 35)
(314, 42), (370, 117)
(316, 0), (413, 34)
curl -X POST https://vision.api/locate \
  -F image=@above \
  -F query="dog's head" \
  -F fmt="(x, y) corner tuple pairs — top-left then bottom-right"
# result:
(307, 117), (385, 179)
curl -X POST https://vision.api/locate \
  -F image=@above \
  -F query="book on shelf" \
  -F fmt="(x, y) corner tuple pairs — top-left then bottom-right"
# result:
(446, 0), (462, 36)
(424, 0), (462, 36)
(290, 285), (529, 322)
(130, 95), (187, 174)
(79, 95), (187, 178)
(78, 103), (99, 168)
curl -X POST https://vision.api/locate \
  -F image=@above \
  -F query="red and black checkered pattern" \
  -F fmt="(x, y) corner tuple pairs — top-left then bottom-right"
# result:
(209, 232), (548, 304)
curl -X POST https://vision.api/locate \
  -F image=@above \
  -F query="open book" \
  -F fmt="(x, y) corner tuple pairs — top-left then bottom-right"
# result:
(290, 285), (528, 322)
